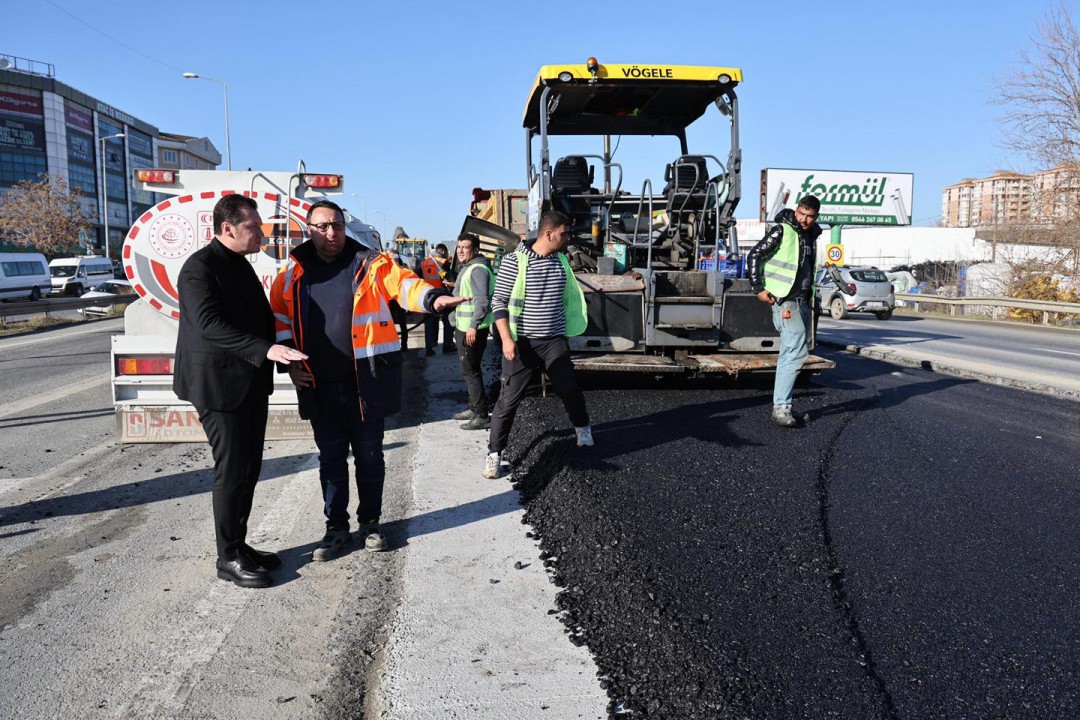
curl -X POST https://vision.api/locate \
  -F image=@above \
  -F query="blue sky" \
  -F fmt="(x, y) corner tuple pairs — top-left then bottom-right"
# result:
(4, 0), (1068, 241)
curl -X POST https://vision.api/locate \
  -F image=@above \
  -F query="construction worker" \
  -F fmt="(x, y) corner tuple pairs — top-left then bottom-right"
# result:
(746, 194), (822, 428)
(421, 243), (455, 356)
(450, 232), (494, 430)
(269, 200), (464, 560)
(483, 210), (594, 479)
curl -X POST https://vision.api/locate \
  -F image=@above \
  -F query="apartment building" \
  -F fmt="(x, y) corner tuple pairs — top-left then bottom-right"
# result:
(943, 166), (1080, 228)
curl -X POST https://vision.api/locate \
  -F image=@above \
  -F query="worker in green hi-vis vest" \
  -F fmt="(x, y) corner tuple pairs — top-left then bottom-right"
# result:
(450, 231), (496, 431)
(746, 195), (822, 428)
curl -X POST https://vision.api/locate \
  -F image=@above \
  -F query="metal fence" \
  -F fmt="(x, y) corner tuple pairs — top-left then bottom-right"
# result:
(897, 293), (1080, 325)
(0, 294), (136, 323)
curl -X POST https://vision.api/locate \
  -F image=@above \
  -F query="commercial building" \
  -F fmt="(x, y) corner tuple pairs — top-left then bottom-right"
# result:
(0, 53), (219, 255)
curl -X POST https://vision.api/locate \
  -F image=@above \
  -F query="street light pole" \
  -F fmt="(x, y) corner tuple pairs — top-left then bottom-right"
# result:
(348, 193), (368, 221)
(182, 72), (231, 170)
(99, 132), (125, 260)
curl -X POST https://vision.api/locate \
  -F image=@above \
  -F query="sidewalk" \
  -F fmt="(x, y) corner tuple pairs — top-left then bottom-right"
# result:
(371, 346), (608, 719)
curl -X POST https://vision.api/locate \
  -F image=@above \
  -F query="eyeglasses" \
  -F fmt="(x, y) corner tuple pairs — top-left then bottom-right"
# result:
(308, 221), (346, 233)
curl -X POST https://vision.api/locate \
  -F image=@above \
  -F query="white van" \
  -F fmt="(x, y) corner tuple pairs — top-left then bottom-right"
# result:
(49, 256), (115, 296)
(0, 252), (51, 301)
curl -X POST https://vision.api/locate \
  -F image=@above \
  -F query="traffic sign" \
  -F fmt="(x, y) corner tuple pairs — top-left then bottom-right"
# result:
(826, 243), (845, 266)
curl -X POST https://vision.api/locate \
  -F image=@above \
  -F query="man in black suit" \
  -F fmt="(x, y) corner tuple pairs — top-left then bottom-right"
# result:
(174, 194), (308, 588)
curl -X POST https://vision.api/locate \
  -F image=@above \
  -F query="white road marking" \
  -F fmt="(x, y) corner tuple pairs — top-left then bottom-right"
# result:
(0, 438), (117, 500)
(0, 372), (111, 421)
(0, 319), (122, 350)
(1034, 347), (1080, 358)
(113, 452), (319, 719)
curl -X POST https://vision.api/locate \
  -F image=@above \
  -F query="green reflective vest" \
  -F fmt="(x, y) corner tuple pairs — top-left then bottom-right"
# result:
(763, 223), (802, 299)
(507, 251), (588, 341)
(454, 262), (494, 331)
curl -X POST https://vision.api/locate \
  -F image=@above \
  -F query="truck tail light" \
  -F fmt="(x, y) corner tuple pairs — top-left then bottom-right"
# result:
(134, 169), (177, 184)
(302, 174), (341, 189)
(117, 356), (174, 375)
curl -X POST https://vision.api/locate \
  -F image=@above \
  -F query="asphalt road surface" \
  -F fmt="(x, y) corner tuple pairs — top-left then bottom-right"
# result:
(817, 313), (1080, 397)
(508, 355), (1080, 719)
(3, 319), (1079, 719)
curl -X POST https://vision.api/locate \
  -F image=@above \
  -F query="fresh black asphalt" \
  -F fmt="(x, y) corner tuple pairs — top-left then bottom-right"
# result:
(504, 350), (1080, 719)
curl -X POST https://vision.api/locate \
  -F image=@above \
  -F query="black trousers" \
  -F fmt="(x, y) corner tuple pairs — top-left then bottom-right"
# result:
(488, 336), (589, 454)
(196, 384), (268, 561)
(424, 313), (454, 351)
(455, 328), (490, 416)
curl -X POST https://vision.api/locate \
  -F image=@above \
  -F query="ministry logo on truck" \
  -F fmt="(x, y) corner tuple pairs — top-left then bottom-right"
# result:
(147, 214), (195, 259)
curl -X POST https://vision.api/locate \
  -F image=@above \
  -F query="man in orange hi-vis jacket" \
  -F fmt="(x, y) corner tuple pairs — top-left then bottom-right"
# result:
(270, 200), (465, 560)
(420, 243), (455, 356)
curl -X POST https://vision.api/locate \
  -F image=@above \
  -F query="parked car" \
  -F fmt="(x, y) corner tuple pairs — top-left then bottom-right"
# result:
(79, 279), (134, 316)
(815, 266), (895, 320)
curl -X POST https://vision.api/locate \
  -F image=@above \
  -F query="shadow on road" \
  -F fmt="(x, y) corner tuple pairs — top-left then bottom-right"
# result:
(0, 453), (311, 528)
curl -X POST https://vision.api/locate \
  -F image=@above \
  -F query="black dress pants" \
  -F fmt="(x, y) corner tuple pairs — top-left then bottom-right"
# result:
(488, 336), (589, 454)
(196, 383), (268, 561)
(455, 328), (490, 416)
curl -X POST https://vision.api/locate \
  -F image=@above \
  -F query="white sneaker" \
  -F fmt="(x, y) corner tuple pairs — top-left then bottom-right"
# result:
(575, 426), (594, 447)
(482, 452), (501, 479)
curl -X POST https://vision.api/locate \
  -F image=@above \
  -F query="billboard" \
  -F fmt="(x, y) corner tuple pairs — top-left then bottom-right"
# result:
(761, 168), (914, 226)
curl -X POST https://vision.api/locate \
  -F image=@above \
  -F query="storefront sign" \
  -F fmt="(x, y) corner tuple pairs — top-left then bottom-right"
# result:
(0, 91), (43, 117)
(0, 116), (45, 152)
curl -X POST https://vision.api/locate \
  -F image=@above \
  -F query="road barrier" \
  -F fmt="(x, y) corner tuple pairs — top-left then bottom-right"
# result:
(897, 293), (1080, 325)
(0, 294), (136, 323)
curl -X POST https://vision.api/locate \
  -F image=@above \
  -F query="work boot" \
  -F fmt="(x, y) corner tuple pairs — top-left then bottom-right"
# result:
(483, 452), (513, 479)
(575, 426), (594, 447)
(312, 529), (353, 562)
(771, 404), (798, 428)
(452, 409), (475, 421)
(461, 414), (491, 431)
(359, 523), (387, 552)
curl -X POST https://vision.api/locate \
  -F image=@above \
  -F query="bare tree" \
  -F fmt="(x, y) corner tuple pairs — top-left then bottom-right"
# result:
(0, 174), (96, 255)
(997, 3), (1080, 168)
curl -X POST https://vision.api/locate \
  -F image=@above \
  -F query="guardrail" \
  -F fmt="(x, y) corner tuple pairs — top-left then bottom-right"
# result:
(0, 294), (136, 323)
(896, 293), (1080, 325)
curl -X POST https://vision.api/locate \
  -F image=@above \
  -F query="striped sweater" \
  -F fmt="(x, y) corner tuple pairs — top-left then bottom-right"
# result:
(490, 245), (568, 338)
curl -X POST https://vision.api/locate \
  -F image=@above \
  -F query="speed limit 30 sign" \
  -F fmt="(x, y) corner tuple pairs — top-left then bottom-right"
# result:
(826, 243), (845, 265)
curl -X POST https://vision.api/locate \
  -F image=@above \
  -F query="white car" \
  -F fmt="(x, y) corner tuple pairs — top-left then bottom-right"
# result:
(79, 279), (134, 316)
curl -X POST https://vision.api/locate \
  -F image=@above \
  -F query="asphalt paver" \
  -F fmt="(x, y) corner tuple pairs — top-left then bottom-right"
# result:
(505, 354), (1080, 719)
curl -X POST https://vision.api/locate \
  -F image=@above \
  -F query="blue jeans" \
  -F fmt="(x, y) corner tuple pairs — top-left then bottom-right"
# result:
(310, 380), (386, 530)
(771, 300), (810, 407)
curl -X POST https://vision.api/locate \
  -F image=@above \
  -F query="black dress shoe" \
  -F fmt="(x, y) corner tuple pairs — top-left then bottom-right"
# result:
(216, 556), (272, 588)
(242, 543), (281, 570)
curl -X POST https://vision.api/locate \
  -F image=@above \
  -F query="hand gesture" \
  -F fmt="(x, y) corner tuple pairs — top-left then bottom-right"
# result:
(433, 295), (468, 313)
(287, 361), (314, 388)
(267, 344), (308, 363)
(756, 290), (776, 305)
(465, 328), (477, 347)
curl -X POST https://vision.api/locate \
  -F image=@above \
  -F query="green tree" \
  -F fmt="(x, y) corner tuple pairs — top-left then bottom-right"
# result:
(0, 174), (96, 255)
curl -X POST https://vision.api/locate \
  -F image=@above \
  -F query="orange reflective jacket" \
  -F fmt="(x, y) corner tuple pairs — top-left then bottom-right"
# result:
(420, 256), (448, 289)
(270, 246), (434, 362)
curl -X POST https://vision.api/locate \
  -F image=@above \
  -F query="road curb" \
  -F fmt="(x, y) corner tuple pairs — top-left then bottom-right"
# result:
(817, 339), (1080, 402)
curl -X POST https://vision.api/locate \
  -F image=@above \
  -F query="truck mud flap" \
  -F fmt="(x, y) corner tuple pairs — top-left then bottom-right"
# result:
(116, 405), (313, 443)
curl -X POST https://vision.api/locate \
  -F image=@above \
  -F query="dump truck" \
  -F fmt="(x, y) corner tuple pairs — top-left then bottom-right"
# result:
(113, 165), (380, 442)
(463, 58), (833, 376)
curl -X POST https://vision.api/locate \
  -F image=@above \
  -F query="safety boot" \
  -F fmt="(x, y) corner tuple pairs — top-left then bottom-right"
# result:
(771, 404), (798, 428)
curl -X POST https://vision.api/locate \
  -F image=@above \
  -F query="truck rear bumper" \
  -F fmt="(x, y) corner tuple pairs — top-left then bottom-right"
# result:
(570, 352), (835, 375)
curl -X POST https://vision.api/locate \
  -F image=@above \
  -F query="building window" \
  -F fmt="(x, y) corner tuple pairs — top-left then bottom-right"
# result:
(0, 151), (47, 188)
(162, 149), (178, 164)
(105, 171), (127, 201)
(68, 163), (97, 194)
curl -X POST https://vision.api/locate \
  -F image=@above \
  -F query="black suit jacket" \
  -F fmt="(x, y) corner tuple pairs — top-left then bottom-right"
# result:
(173, 239), (275, 412)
